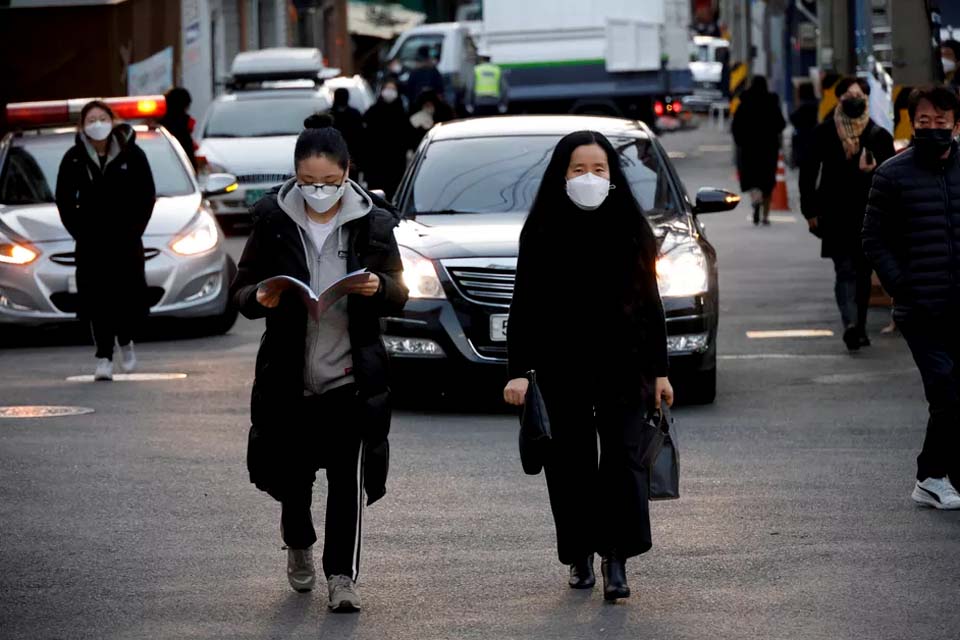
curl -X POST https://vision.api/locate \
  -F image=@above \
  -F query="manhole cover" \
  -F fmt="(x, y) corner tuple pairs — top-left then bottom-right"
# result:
(66, 373), (188, 383)
(0, 406), (95, 419)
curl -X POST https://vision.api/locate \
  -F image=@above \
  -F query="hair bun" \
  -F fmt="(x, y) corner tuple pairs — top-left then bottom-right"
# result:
(303, 112), (335, 129)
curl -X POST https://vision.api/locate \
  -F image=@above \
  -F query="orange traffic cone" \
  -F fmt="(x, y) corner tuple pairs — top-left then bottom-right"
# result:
(770, 152), (789, 211)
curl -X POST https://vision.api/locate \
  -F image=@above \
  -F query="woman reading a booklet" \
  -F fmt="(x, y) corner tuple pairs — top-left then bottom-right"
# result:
(230, 114), (408, 613)
(503, 131), (673, 602)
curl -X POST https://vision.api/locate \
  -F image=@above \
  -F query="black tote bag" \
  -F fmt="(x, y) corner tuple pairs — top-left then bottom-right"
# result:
(519, 370), (552, 475)
(639, 405), (680, 500)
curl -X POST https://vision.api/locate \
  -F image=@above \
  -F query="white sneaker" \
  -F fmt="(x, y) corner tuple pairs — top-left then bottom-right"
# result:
(286, 547), (316, 593)
(118, 341), (137, 373)
(912, 477), (960, 510)
(94, 358), (113, 381)
(327, 574), (361, 612)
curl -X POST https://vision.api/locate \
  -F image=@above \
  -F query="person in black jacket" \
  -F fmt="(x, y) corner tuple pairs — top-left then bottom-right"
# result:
(158, 87), (197, 170)
(789, 82), (819, 169)
(731, 76), (786, 225)
(863, 85), (960, 510)
(330, 88), (366, 180)
(503, 130), (673, 602)
(404, 45), (445, 107)
(229, 114), (408, 611)
(55, 100), (156, 381)
(362, 78), (411, 200)
(801, 77), (895, 351)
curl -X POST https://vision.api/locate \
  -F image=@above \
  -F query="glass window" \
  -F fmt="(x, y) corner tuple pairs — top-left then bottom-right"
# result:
(396, 34), (444, 67)
(0, 131), (194, 205)
(405, 135), (678, 221)
(203, 97), (327, 137)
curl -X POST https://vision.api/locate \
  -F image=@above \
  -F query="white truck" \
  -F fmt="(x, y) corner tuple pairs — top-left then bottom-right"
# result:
(481, 0), (693, 123)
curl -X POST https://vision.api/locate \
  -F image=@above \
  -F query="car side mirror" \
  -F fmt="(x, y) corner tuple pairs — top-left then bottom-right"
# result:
(369, 189), (387, 200)
(694, 187), (740, 214)
(201, 173), (238, 198)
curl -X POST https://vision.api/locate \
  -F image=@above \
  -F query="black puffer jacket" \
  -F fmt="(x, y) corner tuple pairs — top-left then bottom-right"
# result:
(230, 186), (408, 504)
(863, 143), (960, 320)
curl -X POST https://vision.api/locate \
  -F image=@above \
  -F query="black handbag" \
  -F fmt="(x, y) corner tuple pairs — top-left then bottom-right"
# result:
(518, 370), (552, 475)
(639, 405), (680, 500)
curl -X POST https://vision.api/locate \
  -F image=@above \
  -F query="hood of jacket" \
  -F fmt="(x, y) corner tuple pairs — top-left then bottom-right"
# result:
(75, 123), (136, 169)
(276, 177), (373, 254)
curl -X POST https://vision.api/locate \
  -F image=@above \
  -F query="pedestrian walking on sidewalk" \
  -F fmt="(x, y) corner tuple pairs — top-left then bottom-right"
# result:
(55, 100), (156, 381)
(503, 130), (674, 602)
(863, 85), (960, 510)
(731, 76), (786, 225)
(802, 77), (895, 352)
(230, 114), (408, 611)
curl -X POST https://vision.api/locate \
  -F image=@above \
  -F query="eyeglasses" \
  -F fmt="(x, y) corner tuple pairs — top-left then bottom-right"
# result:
(298, 182), (344, 196)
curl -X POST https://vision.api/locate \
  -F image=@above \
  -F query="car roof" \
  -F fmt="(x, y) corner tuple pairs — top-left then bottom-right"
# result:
(402, 22), (466, 35)
(427, 115), (653, 142)
(214, 89), (328, 102)
(8, 124), (160, 143)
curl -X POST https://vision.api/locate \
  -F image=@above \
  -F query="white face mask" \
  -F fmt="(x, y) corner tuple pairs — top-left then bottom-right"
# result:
(299, 182), (346, 214)
(943, 57), (957, 74)
(565, 172), (612, 210)
(381, 88), (398, 103)
(84, 120), (112, 142)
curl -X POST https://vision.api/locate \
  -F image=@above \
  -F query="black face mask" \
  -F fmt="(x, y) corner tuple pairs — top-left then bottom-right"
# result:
(841, 97), (867, 119)
(913, 128), (955, 161)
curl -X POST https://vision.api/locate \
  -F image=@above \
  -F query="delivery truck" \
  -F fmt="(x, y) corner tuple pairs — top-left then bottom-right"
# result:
(481, 0), (694, 123)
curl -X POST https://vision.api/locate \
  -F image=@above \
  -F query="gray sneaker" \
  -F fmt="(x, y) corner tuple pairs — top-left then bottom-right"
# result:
(327, 574), (361, 612)
(286, 547), (316, 592)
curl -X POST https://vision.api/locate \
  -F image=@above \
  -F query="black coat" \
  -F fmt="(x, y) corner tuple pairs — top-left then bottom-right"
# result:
(363, 99), (412, 199)
(158, 112), (197, 169)
(229, 187), (408, 504)
(507, 211), (668, 404)
(789, 100), (819, 169)
(863, 143), (960, 321)
(800, 115), (895, 258)
(732, 91), (786, 193)
(55, 125), (156, 318)
(332, 106), (367, 172)
(405, 66), (444, 104)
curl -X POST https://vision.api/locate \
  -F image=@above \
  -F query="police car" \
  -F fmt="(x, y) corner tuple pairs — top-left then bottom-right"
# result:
(0, 96), (239, 333)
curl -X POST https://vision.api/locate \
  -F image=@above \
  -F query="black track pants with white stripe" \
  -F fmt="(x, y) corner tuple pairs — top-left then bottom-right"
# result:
(281, 389), (365, 581)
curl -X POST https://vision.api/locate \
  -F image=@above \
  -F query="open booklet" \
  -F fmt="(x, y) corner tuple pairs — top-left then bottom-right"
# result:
(257, 269), (372, 320)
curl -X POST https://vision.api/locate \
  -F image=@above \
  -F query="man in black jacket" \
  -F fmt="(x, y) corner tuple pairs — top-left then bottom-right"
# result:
(863, 85), (960, 510)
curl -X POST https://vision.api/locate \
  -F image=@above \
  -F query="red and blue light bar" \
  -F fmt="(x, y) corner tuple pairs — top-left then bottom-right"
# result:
(6, 95), (167, 129)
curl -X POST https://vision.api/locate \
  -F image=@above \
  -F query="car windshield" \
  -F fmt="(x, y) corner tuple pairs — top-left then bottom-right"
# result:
(395, 34), (444, 67)
(405, 135), (680, 221)
(0, 130), (194, 206)
(203, 97), (327, 137)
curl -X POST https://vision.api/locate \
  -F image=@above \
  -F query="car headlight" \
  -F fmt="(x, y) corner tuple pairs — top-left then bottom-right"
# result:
(399, 246), (445, 299)
(170, 209), (220, 256)
(0, 231), (39, 265)
(657, 242), (708, 298)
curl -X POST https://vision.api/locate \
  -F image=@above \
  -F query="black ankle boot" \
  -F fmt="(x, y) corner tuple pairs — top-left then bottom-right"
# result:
(753, 203), (761, 225)
(601, 555), (630, 601)
(568, 554), (596, 589)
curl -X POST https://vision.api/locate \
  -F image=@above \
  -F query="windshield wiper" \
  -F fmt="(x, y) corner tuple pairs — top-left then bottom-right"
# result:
(410, 209), (476, 216)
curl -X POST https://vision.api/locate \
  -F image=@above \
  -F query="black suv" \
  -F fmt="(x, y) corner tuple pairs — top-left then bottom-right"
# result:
(383, 115), (738, 403)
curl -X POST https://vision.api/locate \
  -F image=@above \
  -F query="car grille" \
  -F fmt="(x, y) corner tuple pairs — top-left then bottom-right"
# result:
(50, 286), (165, 313)
(445, 266), (516, 306)
(50, 248), (161, 266)
(235, 173), (293, 184)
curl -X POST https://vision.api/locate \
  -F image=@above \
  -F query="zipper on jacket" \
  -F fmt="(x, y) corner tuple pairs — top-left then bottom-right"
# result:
(940, 175), (956, 293)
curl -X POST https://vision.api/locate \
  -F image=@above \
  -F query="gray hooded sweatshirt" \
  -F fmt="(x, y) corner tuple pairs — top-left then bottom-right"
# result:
(276, 178), (373, 395)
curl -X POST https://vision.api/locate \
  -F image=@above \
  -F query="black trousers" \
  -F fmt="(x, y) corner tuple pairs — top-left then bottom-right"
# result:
(831, 252), (872, 332)
(280, 385), (365, 581)
(541, 386), (652, 564)
(90, 316), (134, 360)
(900, 317), (960, 483)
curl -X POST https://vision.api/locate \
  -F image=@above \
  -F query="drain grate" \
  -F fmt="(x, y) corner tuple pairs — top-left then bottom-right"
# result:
(0, 406), (95, 419)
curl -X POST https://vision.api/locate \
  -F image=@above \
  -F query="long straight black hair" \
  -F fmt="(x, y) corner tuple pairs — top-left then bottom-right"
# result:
(521, 130), (658, 275)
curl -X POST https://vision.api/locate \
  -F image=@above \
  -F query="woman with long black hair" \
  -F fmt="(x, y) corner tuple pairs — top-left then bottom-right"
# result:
(503, 130), (673, 602)
(230, 114), (408, 613)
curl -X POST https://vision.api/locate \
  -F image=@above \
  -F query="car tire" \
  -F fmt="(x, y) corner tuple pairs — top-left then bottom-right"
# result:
(676, 367), (717, 405)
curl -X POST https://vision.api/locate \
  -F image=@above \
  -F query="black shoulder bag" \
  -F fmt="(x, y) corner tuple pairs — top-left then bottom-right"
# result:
(518, 370), (552, 475)
(639, 404), (680, 500)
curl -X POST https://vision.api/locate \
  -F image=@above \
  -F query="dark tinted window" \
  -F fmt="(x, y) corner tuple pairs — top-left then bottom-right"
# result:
(0, 131), (194, 205)
(203, 97), (327, 137)
(405, 135), (678, 219)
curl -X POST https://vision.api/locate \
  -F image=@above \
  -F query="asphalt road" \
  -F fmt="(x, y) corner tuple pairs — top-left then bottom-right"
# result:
(1, 123), (958, 640)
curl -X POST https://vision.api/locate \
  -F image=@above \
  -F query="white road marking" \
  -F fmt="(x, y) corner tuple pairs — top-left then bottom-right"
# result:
(743, 214), (797, 223)
(667, 151), (688, 159)
(66, 373), (188, 382)
(699, 144), (733, 153)
(719, 353), (844, 360)
(812, 369), (914, 384)
(746, 329), (834, 339)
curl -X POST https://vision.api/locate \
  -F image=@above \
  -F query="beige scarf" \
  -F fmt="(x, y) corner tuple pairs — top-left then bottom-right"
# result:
(834, 105), (870, 159)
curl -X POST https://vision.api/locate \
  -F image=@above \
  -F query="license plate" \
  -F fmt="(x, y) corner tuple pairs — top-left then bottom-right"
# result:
(489, 314), (509, 342)
(245, 188), (267, 206)
(67, 275), (78, 294)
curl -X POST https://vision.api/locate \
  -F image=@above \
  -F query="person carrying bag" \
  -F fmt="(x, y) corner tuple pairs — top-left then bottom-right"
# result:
(503, 130), (673, 603)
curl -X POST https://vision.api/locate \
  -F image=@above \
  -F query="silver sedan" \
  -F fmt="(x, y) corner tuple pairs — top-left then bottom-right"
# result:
(0, 125), (239, 333)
